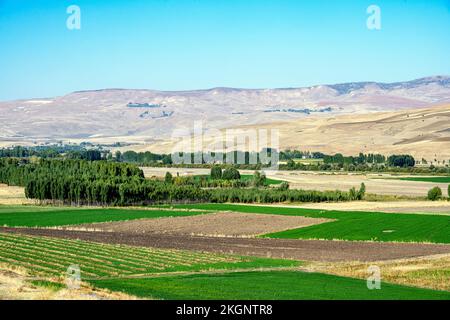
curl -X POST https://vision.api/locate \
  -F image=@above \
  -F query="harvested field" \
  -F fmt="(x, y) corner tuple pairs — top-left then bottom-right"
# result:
(297, 201), (450, 215)
(0, 266), (136, 300)
(141, 167), (210, 179)
(307, 254), (450, 292)
(82, 212), (332, 237)
(0, 184), (32, 205)
(141, 167), (450, 197)
(264, 171), (449, 197)
(2, 227), (450, 262)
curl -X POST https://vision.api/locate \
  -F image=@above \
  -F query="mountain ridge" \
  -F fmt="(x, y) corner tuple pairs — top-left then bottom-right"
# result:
(7, 75), (448, 102)
(45, 75), (450, 99)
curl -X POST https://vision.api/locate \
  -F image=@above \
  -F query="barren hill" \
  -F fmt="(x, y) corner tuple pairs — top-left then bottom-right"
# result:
(246, 103), (450, 161)
(0, 76), (450, 159)
(135, 103), (450, 162)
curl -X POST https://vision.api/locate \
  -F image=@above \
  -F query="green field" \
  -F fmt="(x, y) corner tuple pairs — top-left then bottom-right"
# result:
(1, 232), (448, 300)
(239, 175), (284, 185)
(169, 204), (450, 243)
(0, 233), (298, 278)
(0, 206), (206, 227)
(396, 176), (450, 183)
(91, 270), (450, 300)
(2, 203), (450, 243)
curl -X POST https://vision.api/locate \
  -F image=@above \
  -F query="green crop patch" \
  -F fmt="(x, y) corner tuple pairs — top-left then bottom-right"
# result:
(0, 206), (206, 227)
(167, 204), (450, 244)
(239, 175), (284, 185)
(29, 280), (66, 292)
(0, 233), (300, 279)
(91, 271), (450, 300)
(395, 176), (450, 183)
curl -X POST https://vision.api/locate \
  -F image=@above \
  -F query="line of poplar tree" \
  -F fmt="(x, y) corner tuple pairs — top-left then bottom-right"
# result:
(0, 158), (363, 205)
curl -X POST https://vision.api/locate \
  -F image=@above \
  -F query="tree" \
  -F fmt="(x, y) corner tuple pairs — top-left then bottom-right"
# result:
(427, 187), (442, 201)
(222, 167), (241, 180)
(448, 185), (450, 199)
(387, 155), (415, 168)
(164, 172), (173, 184)
(210, 165), (222, 180)
(286, 159), (296, 170)
(358, 183), (366, 200)
(349, 187), (357, 200)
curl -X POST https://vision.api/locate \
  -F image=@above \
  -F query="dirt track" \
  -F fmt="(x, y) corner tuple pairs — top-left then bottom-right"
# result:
(2, 227), (450, 263)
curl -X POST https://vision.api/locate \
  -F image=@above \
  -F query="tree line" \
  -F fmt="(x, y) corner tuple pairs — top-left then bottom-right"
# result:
(208, 184), (365, 204)
(323, 153), (387, 165)
(0, 158), (364, 206)
(5, 145), (443, 174)
(0, 145), (106, 161)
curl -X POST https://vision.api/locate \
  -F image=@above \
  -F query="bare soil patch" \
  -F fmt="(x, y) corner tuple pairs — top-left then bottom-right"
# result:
(81, 212), (332, 237)
(2, 227), (449, 263)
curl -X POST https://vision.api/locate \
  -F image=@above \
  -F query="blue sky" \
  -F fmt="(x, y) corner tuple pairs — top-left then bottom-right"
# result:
(0, 0), (449, 100)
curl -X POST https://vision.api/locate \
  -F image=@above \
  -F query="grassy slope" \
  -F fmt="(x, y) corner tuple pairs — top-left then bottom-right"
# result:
(169, 204), (450, 243)
(90, 271), (450, 300)
(0, 206), (206, 227)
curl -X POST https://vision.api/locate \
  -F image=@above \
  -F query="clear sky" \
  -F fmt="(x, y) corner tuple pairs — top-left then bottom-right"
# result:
(0, 0), (449, 100)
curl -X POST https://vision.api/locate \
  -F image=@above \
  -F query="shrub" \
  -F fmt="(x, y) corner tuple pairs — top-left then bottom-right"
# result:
(427, 187), (442, 201)
(164, 172), (173, 184)
(222, 167), (241, 180)
(349, 187), (357, 200)
(252, 171), (266, 187)
(210, 165), (222, 180)
(278, 182), (289, 191)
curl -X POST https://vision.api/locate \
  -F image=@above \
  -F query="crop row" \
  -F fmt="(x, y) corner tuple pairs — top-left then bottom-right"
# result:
(0, 233), (244, 279)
